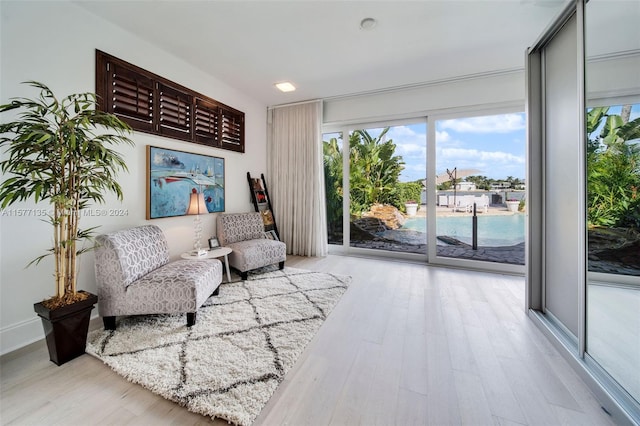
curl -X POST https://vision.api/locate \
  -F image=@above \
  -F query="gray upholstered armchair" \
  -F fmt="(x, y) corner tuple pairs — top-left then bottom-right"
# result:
(94, 225), (222, 330)
(216, 212), (286, 280)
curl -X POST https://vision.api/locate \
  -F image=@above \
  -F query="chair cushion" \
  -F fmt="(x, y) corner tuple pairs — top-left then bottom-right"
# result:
(227, 239), (286, 272)
(217, 212), (265, 245)
(96, 225), (170, 287)
(122, 259), (222, 315)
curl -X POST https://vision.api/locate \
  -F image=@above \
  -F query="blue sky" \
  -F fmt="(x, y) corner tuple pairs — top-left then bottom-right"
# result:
(383, 112), (527, 182)
(325, 104), (639, 183)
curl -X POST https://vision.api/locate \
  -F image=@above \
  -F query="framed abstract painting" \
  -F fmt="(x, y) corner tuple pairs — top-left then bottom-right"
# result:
(146, 146), (225, 219)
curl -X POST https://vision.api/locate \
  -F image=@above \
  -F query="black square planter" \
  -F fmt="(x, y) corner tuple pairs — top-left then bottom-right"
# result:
(33, 291), (98, 366)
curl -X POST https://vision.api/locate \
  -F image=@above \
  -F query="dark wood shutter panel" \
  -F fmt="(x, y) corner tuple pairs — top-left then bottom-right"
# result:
(158, 84), (191, 138)
(220, 106), (244, 152)
(96, 50), (245, 153)
(194, 98), (219, 146)
(110, 63), (154, 131)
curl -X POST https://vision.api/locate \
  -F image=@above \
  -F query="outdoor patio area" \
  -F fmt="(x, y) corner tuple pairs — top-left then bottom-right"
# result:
(348, 203), (526, 265)
(349, 204), (639, 274)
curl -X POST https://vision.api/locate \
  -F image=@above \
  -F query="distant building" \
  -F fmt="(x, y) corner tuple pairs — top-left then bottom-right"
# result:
(456, 182), (477, 191)
(490, 182), (511, 191)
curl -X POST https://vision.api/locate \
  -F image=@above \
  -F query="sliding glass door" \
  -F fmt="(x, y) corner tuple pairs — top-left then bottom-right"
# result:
(585, 0), (640, 408)
(325, 113), (526, 272)
(527, 1), (640, 421)
(433, 113), (526, 266)
(324, 120), (427, 256)
(323, 131), (344, 246)
(348, 123), (427, 255)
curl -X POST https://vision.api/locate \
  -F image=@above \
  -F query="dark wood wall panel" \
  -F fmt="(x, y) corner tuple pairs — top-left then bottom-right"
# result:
(96, 50), (244, 153)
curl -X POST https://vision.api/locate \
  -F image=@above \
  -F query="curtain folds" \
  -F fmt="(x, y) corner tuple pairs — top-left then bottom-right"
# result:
(267, 101), (327, 256)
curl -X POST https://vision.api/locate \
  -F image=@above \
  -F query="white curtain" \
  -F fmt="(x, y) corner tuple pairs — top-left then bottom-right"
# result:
(267, 100), (327, 256)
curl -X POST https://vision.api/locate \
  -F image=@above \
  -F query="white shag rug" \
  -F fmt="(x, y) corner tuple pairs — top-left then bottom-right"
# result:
(86, 267), (350, 425)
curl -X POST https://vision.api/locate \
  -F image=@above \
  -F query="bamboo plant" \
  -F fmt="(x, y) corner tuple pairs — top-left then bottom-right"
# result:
(0, 81), (133, 308)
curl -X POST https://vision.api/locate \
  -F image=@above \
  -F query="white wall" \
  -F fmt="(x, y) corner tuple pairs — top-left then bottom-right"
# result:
(323, 70), (524, 125)
(0, 1), (267, 354)
(586, 53), (640, 104)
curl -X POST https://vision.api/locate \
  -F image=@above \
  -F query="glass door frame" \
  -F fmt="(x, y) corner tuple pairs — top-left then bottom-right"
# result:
(526, 0), (639, 422)
(585, 96), (640, 291)
(426, 107), (527, 275)
(323, 116), (429, 262)
(324, 106), (528, 276)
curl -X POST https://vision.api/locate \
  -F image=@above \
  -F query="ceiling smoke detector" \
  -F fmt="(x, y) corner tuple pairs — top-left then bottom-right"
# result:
(359, 17), (377, 30)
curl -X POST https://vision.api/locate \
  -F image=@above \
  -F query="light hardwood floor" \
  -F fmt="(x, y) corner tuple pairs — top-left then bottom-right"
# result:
(1, 255), (615, 425)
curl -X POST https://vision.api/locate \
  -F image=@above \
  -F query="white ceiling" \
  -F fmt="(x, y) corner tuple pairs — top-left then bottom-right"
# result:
(76, 0), (570, 106)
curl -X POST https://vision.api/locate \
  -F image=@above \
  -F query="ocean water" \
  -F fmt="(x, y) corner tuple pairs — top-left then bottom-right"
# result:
(403, 214), (525, 247)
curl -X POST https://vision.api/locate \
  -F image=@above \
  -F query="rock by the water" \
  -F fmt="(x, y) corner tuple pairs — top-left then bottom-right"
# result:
(588, 227), (640, 251)
(362, 204), (406, 229)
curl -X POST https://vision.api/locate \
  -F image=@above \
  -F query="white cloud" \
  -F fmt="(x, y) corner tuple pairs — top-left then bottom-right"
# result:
(436, 130), (451, 143)
(440, 147), (525, 164)
(388, 125), (420, 137)
(396, 143), (426, 157)
(401, 163), (427, 180)
(387, 126), (425, 146)
(439, 114), (525, 134)
(386, 126), (427, 161)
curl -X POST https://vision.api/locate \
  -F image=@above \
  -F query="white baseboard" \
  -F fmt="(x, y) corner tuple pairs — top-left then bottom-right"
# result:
(0, 313), (101, 356)
(0, 316), (44, 356)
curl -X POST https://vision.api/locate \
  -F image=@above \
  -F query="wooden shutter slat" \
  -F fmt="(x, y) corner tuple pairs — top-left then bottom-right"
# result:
(108, 63), (154, 130)
(220, 107), (244, 151)
(194, 98), (219, 146)
(159, 99), (189, 114)
(160, 110), (189, 121)
(159, 84), (191, 137)
(97, 51), (244, 152)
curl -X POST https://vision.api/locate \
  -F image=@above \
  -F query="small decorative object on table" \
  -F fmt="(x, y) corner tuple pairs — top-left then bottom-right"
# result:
(209, 237), (220, 249)
(191, 249), (208, 257)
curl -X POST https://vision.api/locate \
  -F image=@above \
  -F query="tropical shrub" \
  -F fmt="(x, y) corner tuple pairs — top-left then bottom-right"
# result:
(587, 106), (640, 229)
(323, 128), (407, 219)
(348, 128), (404, 215)
(323, 136), (343, 237)
(390, 181), (422, 213)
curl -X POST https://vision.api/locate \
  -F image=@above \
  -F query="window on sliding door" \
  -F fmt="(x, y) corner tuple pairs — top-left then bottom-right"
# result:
(434, 112), (526, 265)
(348, 123), (427, 255)
(323, 122), (427, 255)
(323, 131), (344, 245)
(585, 0), (640, 408)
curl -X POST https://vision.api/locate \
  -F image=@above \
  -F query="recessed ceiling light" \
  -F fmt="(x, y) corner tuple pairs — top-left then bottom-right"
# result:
(275, 82), (296, 92)
(360, 17), (377, 30)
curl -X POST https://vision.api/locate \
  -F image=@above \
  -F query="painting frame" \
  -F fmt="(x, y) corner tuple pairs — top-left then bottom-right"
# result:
(146, 146), (225, 219)
(208, 237), (220, 249)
